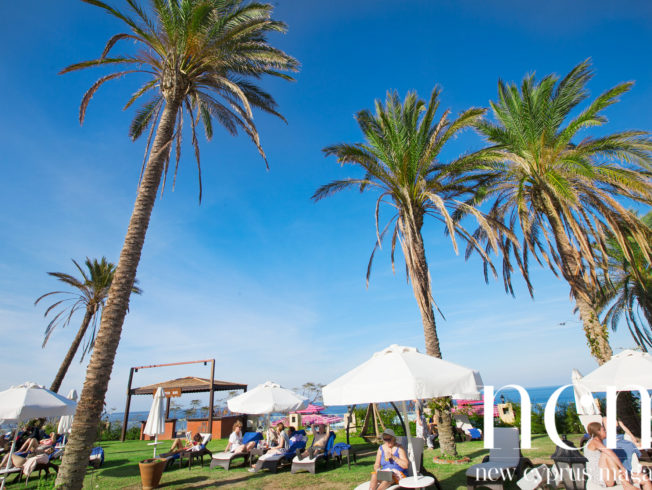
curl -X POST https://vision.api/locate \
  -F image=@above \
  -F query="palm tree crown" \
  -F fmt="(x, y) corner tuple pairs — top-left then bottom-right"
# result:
(597, 211), (652, 351)
(315, 88), (499, 289)
(35, 257), (141, 392)
(474, 60), (652, 362)
(62, 0), (299, 199)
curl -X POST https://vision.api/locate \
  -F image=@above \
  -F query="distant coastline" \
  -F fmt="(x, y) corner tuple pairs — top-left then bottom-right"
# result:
(107, 385), (581, 430)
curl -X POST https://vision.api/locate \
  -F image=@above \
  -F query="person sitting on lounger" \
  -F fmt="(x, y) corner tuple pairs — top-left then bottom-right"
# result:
(296, 423), (329, 460)
(369, 428), (409, 490)
(269, 423), (288, 449)
(585, 422), (652, 489)
(250, 426), (297, 469)
(226, 420), (256, 454)
(166, 432), (203, 454)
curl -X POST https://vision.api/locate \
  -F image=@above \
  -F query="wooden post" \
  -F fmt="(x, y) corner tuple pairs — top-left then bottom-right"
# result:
(165, 397), (171, 419)
(121, 367), (135, 442)
(208, 359), (215, 436)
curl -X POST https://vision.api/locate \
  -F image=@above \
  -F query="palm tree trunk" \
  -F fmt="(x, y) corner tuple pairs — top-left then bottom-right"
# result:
(55, 100), (179, 489)
(398, 215), (441, 358)
(398, 213), (457, 456)
(541, 197), (613, 364)
(50, 305), (96, 393)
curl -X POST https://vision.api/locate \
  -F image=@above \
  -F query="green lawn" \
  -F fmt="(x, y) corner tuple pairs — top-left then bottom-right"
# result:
(22, 432), (579, 489)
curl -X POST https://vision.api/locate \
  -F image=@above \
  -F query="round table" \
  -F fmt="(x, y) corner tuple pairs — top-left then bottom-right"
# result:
(399, 475), (435, 488)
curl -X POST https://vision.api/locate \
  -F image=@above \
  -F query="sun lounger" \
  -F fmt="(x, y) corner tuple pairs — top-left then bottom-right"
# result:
(210, 432), (262, 470)
(177, 433), (212, 469)
(251, 438), (307, 474)
(291, 431), (336, 474)
(354, 437), (439, 490)
(454, 414), (483, 441)
(0, 466), (22, 486)
(466, 427), (532, 490)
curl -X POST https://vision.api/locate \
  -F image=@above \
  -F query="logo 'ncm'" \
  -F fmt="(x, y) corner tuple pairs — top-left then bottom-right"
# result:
(482, 384), (651, 450)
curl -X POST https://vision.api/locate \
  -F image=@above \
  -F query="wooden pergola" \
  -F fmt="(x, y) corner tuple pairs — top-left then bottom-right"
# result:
(120, 359), (247, 441)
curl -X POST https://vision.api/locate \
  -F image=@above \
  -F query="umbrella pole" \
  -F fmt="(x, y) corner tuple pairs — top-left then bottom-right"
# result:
(153, 434), (158, 458)
(1, 425), (19, 490)
(401, 401), (419, 478)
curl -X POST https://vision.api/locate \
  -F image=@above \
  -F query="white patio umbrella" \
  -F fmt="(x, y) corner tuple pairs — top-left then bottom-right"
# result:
(143, 387), (166, 457)
(227, 381), (308, 415)
(227, 381), (308, 436)
(571, 369), (601, 431)
(580, 350), (652, 391)
(57, 389), (78, 445)
(576, 349), (652, 448)
(322, 344), (483, 488)
(0, 382), (76, 490)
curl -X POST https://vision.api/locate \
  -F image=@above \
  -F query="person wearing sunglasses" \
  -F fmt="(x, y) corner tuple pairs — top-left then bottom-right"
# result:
(369, 428), (409, 489)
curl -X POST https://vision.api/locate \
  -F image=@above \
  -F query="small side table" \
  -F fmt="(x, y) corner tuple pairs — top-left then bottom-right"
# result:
(399, 475), (435, 488)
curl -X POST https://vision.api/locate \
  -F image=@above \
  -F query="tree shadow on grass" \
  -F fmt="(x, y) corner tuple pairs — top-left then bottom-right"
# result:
(98, 459), (140, 478)
(159, 472), (269, 488)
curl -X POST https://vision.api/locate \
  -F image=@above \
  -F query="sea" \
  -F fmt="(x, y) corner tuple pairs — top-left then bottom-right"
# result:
(107, 385), (579, 431)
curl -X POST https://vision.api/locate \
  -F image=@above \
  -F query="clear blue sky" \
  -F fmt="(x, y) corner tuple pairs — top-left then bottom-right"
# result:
(0, 0), (650, 413)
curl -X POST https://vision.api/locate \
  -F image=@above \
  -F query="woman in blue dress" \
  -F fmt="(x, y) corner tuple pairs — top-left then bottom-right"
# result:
(370, 429), (409, 489)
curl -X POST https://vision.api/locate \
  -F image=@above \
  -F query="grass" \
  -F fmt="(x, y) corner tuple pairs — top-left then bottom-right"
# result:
(20, 432), (582, 489)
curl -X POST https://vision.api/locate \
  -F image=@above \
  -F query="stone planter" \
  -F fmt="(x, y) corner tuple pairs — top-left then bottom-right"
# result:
(139, 458), (167, 490)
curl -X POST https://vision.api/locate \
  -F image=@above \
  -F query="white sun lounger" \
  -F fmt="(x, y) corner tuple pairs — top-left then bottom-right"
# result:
(466, 427), (532, 489)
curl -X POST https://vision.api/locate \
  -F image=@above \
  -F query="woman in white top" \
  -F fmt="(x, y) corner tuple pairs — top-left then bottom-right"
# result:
(225, 420), (256, 454)
(585, 422), (651, 489)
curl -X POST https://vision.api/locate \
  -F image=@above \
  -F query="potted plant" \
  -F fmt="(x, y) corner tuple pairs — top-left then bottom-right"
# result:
(138, 458), (167, 490)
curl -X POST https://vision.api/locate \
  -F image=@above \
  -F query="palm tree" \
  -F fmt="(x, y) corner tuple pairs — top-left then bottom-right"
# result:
(472, 60), (652, 365)
(597, 211), (652, 351)
(35, 257), (141, 394)
(56, 1), (297, 487)
(314, 88), (502, 456)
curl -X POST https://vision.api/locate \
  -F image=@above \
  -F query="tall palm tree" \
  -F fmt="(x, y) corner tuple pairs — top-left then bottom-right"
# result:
(314, 88), (503, 456)
(597, 211), (652, 351)
(56, 1), (297, 487)
(472, 60), (652, 365)
(35, 257), (141, 394)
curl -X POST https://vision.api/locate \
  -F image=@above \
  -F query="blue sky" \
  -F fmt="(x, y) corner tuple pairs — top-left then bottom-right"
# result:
(0, 0), (650, 413)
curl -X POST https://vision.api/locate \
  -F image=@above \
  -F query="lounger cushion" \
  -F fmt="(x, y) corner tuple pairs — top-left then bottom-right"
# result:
(211, 451), (243, 461)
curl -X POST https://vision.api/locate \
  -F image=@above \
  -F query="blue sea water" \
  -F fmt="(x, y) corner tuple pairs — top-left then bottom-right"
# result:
(108, 385), (580, 429)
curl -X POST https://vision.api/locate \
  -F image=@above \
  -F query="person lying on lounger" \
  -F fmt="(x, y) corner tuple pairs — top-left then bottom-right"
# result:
(0, 442), (55, 469)
(0, 430), (57, 467)
(166, 432), (203, 454)
(250, 426), (298, 469)
(296, 423), (329, 460)
(369, 429), (409, 490)
(225, 420), (256, 454)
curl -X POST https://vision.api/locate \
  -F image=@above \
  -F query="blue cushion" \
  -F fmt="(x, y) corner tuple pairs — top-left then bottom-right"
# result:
(242, 432), (263, 445)
(468, 428), (482, 440)
(90, 446), (105, 465)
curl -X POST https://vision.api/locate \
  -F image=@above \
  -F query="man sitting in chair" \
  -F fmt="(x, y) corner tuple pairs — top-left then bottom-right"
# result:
(296, 423), (329, 460)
